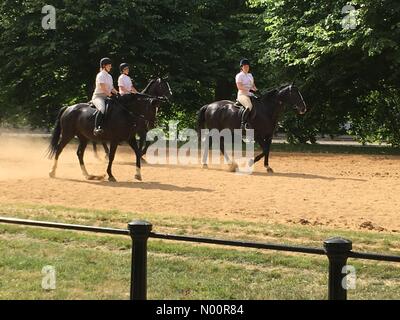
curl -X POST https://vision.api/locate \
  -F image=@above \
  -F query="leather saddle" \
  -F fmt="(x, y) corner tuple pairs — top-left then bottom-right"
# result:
(88, 98), (113, 114)
(233, 96), (258, 118)
(233, 100), (243, 109)
(233, 94), (259, 109)
(232, 101), (245, 119)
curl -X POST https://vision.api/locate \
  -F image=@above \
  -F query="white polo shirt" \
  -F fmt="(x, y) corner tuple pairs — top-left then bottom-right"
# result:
(118, 74), (133, 95)
(93, 70), (113, 96)
(235, 71), (254, 96)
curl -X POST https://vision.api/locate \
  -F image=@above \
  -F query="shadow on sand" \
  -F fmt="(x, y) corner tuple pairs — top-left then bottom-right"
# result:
(251, 171), (367, 182)
(86, 161), (367, 182)
(60, 178), (214, 192)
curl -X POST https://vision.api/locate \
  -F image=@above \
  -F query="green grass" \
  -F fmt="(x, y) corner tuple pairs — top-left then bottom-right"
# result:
(0, 203), (399, 300)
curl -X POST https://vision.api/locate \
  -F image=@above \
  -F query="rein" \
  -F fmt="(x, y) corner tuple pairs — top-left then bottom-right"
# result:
(112, 99), (147, 127)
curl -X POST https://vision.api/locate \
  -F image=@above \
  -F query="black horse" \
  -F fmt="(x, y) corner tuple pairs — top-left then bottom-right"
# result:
(48, 93), (161, 182)
(197, 84), (307, 172)
(93, 78), (172, 159)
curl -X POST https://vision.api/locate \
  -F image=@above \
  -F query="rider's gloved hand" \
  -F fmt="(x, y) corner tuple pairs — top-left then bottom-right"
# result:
(250, 89), (260, 99)
(111, 92), (121, 99)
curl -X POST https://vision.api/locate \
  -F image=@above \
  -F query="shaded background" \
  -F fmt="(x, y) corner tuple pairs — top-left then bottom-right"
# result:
(0, 0), (399, 145)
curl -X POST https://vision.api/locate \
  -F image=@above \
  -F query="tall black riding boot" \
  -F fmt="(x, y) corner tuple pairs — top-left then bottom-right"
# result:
(93, 111), (105, 136)
(240, 108), (251, 130)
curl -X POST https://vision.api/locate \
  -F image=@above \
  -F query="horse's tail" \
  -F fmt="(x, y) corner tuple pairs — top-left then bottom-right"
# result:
(47, 106), (68, 159)
(196, 105), (207, 137)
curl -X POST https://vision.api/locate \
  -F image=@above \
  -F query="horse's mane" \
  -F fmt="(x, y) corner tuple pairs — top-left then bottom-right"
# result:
(263, 88), (279, 99)
(262, 83), (291, 99)
(141, 79), (157, 94)
(117, 93), (132, 104)
(118, 93), (156, 106)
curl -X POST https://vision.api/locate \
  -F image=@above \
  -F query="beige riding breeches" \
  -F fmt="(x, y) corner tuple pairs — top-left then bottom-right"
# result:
(237, 93), (253, 111)
(91, 94), (108, 114)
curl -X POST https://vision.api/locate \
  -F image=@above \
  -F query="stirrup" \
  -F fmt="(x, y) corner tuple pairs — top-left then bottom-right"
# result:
(93, 128), (104, 136)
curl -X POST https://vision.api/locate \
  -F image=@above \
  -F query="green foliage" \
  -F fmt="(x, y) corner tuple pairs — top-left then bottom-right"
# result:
(1, 0), (399, 145)
(0, 0), (251, 128)
(250, 0), (400, 145)
(351, 85), (400, 146)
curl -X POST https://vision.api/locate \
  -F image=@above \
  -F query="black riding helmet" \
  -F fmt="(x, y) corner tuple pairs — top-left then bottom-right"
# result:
(120, 63), (129, 73)
(100, 57), (112, 68)
(240, 59), (250, 67)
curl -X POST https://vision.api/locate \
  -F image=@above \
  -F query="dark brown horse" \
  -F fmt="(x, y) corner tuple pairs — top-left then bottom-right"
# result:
(93, 78), (172, 160)
(197, 84), (307, 172)
(48, 93), (161, 182)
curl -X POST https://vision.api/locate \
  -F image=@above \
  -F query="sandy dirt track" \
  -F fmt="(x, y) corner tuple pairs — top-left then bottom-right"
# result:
(0, 137), (400, 232)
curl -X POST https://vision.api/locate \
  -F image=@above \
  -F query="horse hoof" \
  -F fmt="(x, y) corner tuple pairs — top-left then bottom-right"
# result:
(86, 175), (104, 181)
(49, 172), (55, 179)
(229, 163), (238, 172)
(141, 158), (147, 164)
(108, 176), (117, 182)
(266, 167), (274, 174)
(135, 175), (142, 181)
(202, 164), (208, 169)
(248, 159), (255, 167)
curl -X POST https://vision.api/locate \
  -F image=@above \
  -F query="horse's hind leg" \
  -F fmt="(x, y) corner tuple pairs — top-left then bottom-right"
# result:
(220, 136), (237, 172)
(49, 134), (74, 178)
(201, 132), (209, 169)
(77, 138), (92, 179)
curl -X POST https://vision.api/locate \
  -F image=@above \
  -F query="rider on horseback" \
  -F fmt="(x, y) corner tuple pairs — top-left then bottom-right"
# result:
(118, 63), (139, 96)
(92, 57), (119, 136)
(235, 59), (258, 130)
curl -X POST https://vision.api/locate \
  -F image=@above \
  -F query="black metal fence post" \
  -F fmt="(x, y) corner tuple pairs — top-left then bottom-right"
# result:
(128, 220), (152, 300)
(324, 237), (353, 301)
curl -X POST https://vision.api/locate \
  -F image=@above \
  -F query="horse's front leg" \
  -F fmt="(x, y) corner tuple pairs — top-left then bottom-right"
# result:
(143, 139), (151, 155)
(92, 142), (100, 160)
(139, 132), (148, 163)
(106, 142), (118, 182)
(103, 142), (110, 160)
(263, 138), (274, 173)
(249, 137), (266, 167)
(128, 137), (142, 181)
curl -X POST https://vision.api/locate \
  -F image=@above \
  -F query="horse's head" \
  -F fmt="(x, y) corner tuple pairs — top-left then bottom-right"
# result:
(146, 77), (173, 101)
(118, 93), (160, 128)
(277, 85), (307, 115)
